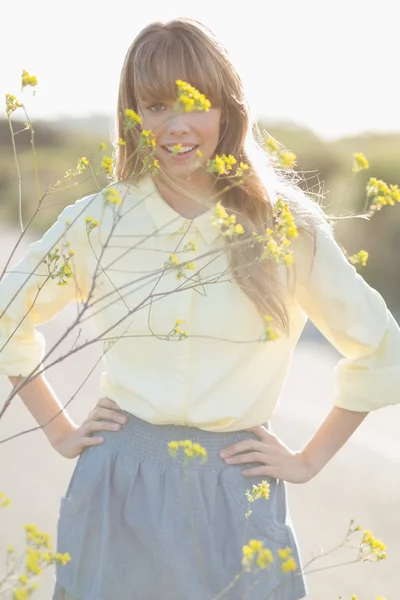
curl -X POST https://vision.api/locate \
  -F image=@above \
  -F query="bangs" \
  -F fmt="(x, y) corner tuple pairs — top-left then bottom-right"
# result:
(133, 32), (224, 109)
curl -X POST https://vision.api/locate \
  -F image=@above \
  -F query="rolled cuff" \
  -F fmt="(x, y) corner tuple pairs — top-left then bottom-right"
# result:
(333, 362), (400, 412)
(0, 331), (46, 377)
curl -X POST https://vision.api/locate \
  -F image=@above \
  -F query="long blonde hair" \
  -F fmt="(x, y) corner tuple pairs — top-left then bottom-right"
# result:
(113, 17), (331, 335)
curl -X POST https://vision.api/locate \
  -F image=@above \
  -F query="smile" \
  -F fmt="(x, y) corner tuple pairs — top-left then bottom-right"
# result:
(161, 145), (199, 159)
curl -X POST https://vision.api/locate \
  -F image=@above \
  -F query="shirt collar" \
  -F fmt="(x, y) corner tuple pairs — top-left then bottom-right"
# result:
(132, 175), (221, 246)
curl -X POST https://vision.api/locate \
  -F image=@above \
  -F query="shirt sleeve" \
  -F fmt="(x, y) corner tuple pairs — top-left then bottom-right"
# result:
(293, 225), (400, 412)
(0, 195), (95, 377)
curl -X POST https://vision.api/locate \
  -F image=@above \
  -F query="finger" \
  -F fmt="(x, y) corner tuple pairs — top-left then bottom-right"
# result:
(220, 439), (268, 458)
(92, 407), (127, 424)
(224, 451), (269, 465)
(81, 435), (104, 447)
(241, 465), (278, 478)
(96, 397), (121, 410)
(82, 420), (122, 435)
(244, 425), (278, 443)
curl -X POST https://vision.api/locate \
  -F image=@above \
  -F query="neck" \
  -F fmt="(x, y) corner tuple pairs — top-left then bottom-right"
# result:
(154, 172), (217, 219)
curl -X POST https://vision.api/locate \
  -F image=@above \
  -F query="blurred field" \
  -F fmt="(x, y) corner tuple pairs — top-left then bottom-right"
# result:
(0, 226), (399, 600)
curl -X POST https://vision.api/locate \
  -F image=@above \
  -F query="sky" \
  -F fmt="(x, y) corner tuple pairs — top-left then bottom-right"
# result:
(1, 0), (399, 142)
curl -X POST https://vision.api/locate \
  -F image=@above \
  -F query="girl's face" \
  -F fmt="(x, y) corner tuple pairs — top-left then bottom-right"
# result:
(137, 99), (222, 187)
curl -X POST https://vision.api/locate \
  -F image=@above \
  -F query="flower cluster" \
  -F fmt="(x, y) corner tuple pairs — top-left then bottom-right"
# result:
(124, 108), (143, 130)
(138, 129), (159, 175)
(359, 529), (387, 561)
(2, 522), (71, 600)
(245, 480), (270, 502)
(207, 153), (237, 176)
(5, 93), (24, 115)
(101, 155), (114, 176)
(244, 480), (271, 518)
(277, 546), (298, 573)
(347, 249), (368, 267)
(76, 156), (89, 174)
(251, 197), (298, 268)
(164, 254), (196, 280)
(103, 187), (122, 206)
(264, 135), (297, 169)
(170, 318), (188, 341)
(211, 201), (245, 237)
(260, 315), (279, 342)
(21, 70), (38, 89)
(175, 80), (211, 112)
(352, 152), (369, 173)
(366, 176), (400, 215)
(168, 440), (208, 463)
(0, 490), (12, 507)
(85, 216), (100, 235)
(182, 239), (198, 253)
(242, 539), (274, 572)
(206, 153), (249, 178)
(43, 245), (75, 286)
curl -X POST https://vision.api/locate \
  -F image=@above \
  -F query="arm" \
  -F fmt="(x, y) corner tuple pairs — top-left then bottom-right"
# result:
(8, 374), (77, 447)
(300, 405), (368, 476)
(220, 224), (400, 482)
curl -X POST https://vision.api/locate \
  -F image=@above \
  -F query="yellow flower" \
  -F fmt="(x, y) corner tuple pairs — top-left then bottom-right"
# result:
(101, 155), (113, 175)
(249, 540), (263, 552)
(7, 545), (15, 553)
(281, 556), (297, 572)
(103, 187), (122, 206)
(261, 315), (279, 342)
(242, 539), (274, 572)
(175, 80), (211, 112)
(348, 250), (368, 267)
(99, 142), (106, 151)
(234, 223), (245, 235)
(140, 129), (157, 148)
(352, 152), (369, 173)
(167, 439), (207, 463)
(13, 587), (29, 600)
(171, 144), (182, 155)
(26, 547), (42, 575)
(124, 108), (142, 125)
(278, 150), (297, 169)
(256, 548), (274, 569)
(265, 136), (279, 153)
(246, 480), (270, 502)
(196, 149), (203, 158)
(76, 156), (89, 173)
(21, 69), (38, 89)
(5, 93), (24, 115)
(18, 574), (29, 585)
(55, 552), (71, 565)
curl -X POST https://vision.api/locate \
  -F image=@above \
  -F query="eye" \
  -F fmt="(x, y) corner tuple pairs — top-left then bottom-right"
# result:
(149, 103), (167, 112)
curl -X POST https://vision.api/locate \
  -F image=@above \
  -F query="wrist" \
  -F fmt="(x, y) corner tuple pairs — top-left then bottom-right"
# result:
(44, 413), (78, 449)
(299, 450), (320, 481)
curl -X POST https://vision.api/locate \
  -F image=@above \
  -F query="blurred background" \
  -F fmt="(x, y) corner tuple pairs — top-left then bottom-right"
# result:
(0, 1), (399, 598)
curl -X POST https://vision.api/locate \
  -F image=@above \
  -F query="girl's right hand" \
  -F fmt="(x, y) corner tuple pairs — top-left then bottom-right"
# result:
(52, 397), (127, 459)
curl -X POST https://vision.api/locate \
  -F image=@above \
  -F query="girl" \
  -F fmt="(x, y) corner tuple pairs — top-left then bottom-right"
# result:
(2, 17), (400, 600)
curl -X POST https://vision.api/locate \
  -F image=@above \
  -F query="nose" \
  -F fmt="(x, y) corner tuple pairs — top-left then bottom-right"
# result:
(166, 113), (191, 136)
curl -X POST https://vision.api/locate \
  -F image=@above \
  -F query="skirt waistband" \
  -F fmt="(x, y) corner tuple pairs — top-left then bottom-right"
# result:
(95, 410), (270, 470)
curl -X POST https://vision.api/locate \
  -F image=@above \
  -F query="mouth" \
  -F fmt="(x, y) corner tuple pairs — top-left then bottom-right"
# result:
(161, 144), (199, 160)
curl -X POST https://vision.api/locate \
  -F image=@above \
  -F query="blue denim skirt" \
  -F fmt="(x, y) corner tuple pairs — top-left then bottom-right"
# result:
(53, 411), (307, 600)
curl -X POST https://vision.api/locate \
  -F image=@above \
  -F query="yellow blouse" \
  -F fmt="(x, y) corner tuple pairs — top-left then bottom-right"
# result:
(1, 176), (400, 431)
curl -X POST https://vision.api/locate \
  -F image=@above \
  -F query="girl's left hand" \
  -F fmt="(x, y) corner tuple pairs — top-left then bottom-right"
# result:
(219, 425), (315, 484)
